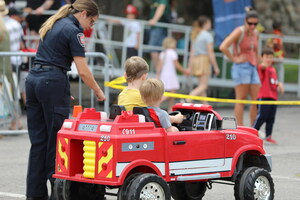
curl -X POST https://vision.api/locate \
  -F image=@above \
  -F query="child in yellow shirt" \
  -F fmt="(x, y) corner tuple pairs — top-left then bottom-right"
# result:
(118, 56), (149, 110)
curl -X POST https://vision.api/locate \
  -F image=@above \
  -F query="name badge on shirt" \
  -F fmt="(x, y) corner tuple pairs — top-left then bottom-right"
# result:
(77, 33), (86, 47)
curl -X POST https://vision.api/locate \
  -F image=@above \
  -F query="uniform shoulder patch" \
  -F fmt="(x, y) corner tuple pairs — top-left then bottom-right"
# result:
(77, 33), (86, 47)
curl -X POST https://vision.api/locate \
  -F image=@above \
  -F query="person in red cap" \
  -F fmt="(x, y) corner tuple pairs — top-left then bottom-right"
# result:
(107, 4), (140, 58)
(124, 4), (140, 57)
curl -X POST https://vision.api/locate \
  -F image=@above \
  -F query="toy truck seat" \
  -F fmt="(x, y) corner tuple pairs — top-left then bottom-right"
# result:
(133, 107), (162, 128)
(109, 104), (126, 119)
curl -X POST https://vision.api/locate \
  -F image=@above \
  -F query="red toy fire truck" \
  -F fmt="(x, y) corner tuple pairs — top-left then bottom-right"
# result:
(53, 103), (274, 200)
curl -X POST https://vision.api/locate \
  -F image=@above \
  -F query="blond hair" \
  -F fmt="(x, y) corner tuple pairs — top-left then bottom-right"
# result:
(124, 56), (149, 82)
(39, 0), (99, 40)
(162, 37), (176, 49)
(140, 78), (164, 106)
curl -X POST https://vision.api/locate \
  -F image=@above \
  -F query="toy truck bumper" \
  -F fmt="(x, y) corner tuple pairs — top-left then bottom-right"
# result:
(264, 154), (272, 171)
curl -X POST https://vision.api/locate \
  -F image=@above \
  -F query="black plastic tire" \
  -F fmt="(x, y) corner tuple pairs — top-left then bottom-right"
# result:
(53, 179), (79, 200)
(53, 179), (105, 200)
(234, 167), (275, 200)
(170, 181), (207, 200)
(53, 179), (64, 200)
(127, 173), (171, 200)
(77, 182), (106, 200)
(117, 173), (142, 200)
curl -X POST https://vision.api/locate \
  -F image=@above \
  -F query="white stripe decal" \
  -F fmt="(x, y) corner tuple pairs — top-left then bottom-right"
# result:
(177, 173), (221, 181)
(116, 162), (165, 176)
(169, 158), (232, 175)
(116, 163), (129, 176)
(194, 104), (204, 107)
(116, 158), (232, 177)
(182, 103), (192, 106)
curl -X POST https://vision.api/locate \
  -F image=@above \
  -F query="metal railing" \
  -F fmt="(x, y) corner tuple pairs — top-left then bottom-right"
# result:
(0, 51), (110, 135)
(19, 12), (300, 95)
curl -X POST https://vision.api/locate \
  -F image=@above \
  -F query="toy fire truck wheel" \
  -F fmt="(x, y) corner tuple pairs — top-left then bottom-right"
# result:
(117, 173), (142, 200)
(53, 179), (64, 200)
(169, 181), (207, 200)
(78, 183), (105, 200)
(53, 179), (105, 200)
(127, 173), (171, 200)
(53, 179), (78, 200)
(234, 167), (275, 200)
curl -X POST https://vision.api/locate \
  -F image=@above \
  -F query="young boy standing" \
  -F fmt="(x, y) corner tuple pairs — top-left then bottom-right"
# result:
(139, 78), (183, 132)
(253, 48), (284, 144)
(118, 56), (149, 111)
(107, 4), (140, 58)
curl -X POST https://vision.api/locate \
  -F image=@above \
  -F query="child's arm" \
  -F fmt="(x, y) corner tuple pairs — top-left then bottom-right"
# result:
(166, 126), (179, 132)
(174, 60), (188, 75)
(156, 59), (163, 78)
(277, 82), (284, 94)
(207, 43), (220, 76)
(149, 4), (166, 25)
(170, 113), (184, 124)
(135, 32), (140, 49)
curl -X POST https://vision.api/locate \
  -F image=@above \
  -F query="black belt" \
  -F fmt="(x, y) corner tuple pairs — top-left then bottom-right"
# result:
(33, 64), (66, 72)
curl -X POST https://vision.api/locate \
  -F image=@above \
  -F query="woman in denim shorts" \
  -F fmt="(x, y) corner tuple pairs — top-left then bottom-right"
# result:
(220, 8), (260, 126)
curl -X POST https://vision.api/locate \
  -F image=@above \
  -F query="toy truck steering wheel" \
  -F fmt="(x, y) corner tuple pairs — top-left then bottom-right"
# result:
(169, 111), (182, 130)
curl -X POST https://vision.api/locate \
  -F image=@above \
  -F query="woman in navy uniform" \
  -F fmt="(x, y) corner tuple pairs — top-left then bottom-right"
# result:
(25, 0), (105, 199)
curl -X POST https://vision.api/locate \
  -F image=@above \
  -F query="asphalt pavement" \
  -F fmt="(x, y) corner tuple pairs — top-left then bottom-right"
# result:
(1, 106), (300, 200)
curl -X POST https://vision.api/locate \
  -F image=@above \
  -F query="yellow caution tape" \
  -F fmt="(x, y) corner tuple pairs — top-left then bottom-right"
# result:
(104, 77), (300, 105)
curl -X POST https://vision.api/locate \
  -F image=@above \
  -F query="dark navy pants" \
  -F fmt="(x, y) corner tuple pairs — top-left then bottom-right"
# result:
(253, 98), (277, 138)
(25, 67), (70, 198)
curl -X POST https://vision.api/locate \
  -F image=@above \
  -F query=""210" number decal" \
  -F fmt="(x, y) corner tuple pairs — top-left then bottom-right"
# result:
(100, 135), (110, 142)
(226, 134), (236, 140)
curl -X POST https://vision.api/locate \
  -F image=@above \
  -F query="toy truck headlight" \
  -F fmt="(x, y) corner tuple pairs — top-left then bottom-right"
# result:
(63, 122), (73, 129)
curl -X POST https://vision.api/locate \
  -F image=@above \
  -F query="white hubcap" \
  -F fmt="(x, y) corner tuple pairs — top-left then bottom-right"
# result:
(139, 182), (165, 200)
(254, 176), (271, 200)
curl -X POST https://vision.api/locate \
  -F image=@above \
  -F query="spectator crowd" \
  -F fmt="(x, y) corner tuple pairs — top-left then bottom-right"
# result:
(0, 0), (285, 145)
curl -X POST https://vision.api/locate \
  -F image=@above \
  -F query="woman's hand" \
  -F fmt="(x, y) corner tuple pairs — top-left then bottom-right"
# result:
(185, 68), (192, 76)
(213, 66), (220, 76)
(95, 89), (106, 101)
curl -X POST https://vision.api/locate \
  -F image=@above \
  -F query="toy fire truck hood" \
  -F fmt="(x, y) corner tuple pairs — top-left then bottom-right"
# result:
(237, 126), (259, 136)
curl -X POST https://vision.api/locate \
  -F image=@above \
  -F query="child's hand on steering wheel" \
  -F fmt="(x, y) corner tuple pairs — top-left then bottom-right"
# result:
(169, 111), (184, 124)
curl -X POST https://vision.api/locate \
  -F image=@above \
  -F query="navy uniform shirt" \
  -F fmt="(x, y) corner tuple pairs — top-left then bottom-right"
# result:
(34, 15), (86, 71)
(26, 0), (61, 10)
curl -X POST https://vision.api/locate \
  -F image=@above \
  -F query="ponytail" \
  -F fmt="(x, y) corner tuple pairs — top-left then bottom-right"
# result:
(191, 16), (210, 41)
(39, 4), (73, 40)
(39, 0), (100, 40)
(245, 7), (258, 20)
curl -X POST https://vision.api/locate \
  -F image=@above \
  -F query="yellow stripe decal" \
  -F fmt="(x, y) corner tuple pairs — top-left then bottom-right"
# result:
(58, 139), (68, 170)
(98, 144), (113, 178)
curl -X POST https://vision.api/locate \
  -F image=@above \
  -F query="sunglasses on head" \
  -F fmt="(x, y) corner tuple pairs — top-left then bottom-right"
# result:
(247, 21), (258, 26)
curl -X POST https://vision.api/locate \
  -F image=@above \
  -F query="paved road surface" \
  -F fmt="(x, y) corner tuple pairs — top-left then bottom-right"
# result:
(1, 106), (300, 199)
